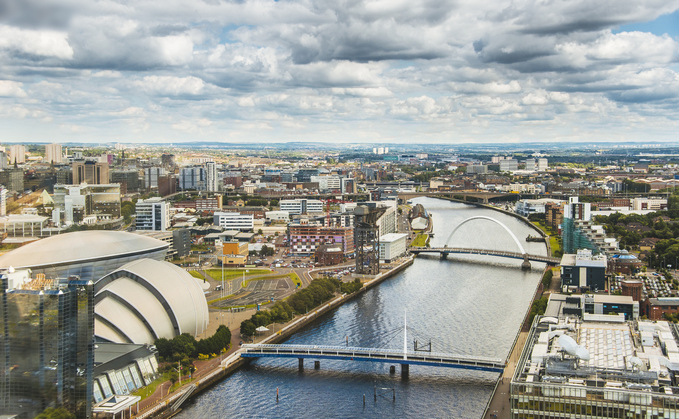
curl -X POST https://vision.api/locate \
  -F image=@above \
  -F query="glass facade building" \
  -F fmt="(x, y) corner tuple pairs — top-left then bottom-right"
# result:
(0, 276), (94, 419)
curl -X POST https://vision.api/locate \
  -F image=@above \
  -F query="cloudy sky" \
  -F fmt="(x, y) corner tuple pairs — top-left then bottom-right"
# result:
(1, 0), (678, 145)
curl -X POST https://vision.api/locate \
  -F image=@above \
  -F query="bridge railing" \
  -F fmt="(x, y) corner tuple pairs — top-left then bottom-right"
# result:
(241, 343), (503, 365)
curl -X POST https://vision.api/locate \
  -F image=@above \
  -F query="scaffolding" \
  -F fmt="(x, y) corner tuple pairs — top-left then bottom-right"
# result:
(354, 206), (386, 275)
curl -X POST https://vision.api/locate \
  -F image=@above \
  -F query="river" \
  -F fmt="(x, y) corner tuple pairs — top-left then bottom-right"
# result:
(176, 197), (547, 419)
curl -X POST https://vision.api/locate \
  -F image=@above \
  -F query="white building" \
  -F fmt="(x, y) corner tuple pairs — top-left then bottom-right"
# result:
(379, 233), (408, 262)
(499, 159), (518, 172)
(45, 143), (63, 164)
(515, 198), (563, 217)
(206, 161), (218, 192)
(9, 145), (25, 164)
(265, 211), (290, 223)
(524, 159), (536, 172)
(537, 158), (548, 171)
(631, 197), (667, 211)
(213, 212), (254, 231)
(311, 175), (342, 192)
(0, 186), (6, 217)
(280, 199), (324, 215)
(135, 197), (170, 231)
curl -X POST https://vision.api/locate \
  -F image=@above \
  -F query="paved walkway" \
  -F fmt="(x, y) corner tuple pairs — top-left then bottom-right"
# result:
(485, 331), (528, 419)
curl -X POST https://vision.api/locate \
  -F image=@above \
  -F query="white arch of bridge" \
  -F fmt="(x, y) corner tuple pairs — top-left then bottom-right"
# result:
(445, 216), (526, 255)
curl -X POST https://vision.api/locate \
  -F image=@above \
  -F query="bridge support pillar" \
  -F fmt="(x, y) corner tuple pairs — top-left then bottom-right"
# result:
(521, 255), (531, 271)
(314, 361), (320, 370)
(440, 252), (447, 260)
(298, 358), (304, 371)
(401, 364), (409, 380)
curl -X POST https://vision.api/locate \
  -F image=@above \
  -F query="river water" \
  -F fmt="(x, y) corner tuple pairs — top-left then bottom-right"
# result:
(176, 198), (547, 419)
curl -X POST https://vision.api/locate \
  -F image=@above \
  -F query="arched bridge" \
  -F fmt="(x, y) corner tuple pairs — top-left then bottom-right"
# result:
(411, 216), (560, 267)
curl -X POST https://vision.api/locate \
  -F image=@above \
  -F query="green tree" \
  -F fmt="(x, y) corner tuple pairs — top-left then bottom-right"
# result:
(35, 407), (76, 419)
(240, 320), (256, 337)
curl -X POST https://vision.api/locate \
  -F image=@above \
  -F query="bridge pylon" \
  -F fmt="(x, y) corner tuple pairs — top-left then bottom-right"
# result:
(521, 255), (531, 270)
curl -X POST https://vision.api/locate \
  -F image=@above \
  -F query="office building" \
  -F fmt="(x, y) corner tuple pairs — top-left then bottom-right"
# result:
(1, 273), (94, 419)
(379, 233), (408, 262)
(524, 158), (537, 171)
(468, 164), (488, 174)
(172, 228), (191, 258)
(179, 166), (206, 190)
(213, 212), (254, 231)
(560, 249), (607, 292)
(311, 175), (342, 192)
(144, 167), (166, 190)
(0, 168), (24, 192)
(72, 160), (110, 185)
(135, 197), (170, 231)
(289, 223), (354, 255)
(158, 174), (177, 196)
(53, 183), (121, 224)
(511, 316), (679, 418)
(45, 143), (63, 164)
(499, 158), (518, 172)
(0, 186), (6, 216)
(0, 151), (8, 169)
(296, 168), (321, 183)
(280, 198), (324, 215)
(220, 240), (249, 266)
(206, 161), (218, 192)
(9, 144), (25, 164)
(545, 293), (639, 321)
(631, 197), (668, 211)
(112, 169), (141, 194)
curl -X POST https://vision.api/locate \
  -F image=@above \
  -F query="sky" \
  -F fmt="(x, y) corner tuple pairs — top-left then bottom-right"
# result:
(0, 0), (678, 145)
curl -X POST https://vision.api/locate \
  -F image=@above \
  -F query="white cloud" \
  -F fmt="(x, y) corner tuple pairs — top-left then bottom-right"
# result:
(0, 81), (27, 97)
(0, 25), (74, 59)
(139, 75), (205, 96)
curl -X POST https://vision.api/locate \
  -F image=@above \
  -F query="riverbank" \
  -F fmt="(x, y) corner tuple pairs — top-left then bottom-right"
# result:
(137, 256), (415, 419)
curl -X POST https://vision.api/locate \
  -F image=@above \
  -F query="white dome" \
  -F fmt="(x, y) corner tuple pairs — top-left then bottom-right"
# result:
(94, 259), (209, 345)
(0, 230), (168, 270)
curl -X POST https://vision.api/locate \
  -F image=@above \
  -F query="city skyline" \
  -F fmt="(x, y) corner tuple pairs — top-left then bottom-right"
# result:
(0, 1), (678, 144)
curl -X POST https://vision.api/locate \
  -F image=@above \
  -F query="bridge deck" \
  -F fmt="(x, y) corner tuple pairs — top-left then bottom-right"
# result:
(409, 247), (560, 264)
(241, 344), (505, 373)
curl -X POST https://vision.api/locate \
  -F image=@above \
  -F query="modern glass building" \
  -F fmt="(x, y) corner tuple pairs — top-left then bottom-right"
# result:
(0, 275), (94, 419)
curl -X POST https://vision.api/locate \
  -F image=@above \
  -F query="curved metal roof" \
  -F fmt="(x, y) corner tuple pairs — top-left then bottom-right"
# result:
(95, 259), (209, 344)
(0, 231), (168, 269)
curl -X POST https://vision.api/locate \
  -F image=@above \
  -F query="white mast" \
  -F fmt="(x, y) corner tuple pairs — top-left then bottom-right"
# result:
(403, 310), (407, 360)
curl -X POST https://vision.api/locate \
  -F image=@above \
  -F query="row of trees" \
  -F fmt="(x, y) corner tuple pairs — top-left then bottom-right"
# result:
(155, 325), (231, 362)
(239, 277), (342, 337)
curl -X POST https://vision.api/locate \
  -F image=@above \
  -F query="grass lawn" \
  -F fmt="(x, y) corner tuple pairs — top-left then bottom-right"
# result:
(411, 234), (429, 247)
(205, 268), (271, 281)
(132, 372), (173, 401)
(188, 270), (204, 279)
(532, 221), (562, 257)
